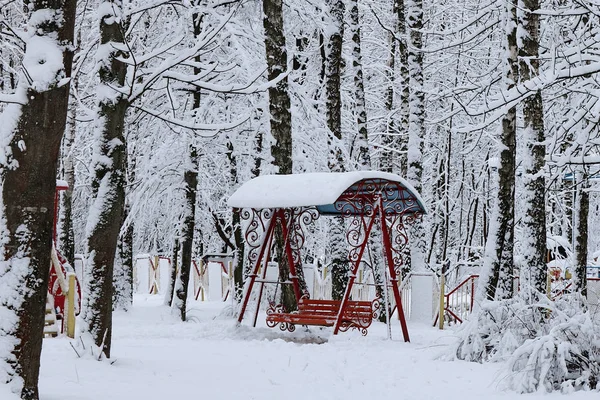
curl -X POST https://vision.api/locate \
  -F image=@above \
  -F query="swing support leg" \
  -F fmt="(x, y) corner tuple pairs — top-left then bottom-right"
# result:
(238, 216), (275, 323)
(333, 207), (378, 335)
(379, 198), (410, 342)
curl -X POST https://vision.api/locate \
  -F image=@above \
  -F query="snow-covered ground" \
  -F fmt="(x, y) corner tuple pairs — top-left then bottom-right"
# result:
(3, 295), (598, 399)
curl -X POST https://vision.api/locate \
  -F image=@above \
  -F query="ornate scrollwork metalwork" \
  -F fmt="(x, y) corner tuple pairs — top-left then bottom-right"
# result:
(242, 208), (275, 272)
(284, 207), (320, 268)
(371, 295), (382, 320)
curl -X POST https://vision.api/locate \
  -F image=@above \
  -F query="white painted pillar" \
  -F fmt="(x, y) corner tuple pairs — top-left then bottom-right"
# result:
(410, 272), (435, 323)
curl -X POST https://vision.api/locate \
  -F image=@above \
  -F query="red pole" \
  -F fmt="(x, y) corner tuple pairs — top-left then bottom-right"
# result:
(470, 277), (475, 311)
(53, 187), (59, 244)
(333, 206), (378, 335)
(252, 226), (275, 327)
(379, 199), (410, 342)
(238, 214), (276, 323)
(279, 209), (302, 302)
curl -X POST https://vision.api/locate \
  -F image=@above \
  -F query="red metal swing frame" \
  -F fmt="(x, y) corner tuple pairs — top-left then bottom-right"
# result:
(235, 177), (424, 341)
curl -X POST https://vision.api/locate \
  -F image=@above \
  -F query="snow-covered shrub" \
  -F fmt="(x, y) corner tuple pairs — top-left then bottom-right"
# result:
(451, 295), (546, 363)
(506, 296), (600, 393)
(450, 292), (600, 393)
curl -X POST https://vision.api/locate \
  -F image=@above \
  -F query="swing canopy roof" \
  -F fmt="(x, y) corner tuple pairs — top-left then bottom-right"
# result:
(228, 171), (426, 216)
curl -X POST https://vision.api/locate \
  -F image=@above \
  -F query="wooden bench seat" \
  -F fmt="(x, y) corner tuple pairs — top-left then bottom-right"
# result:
(266, 298), (375, 335)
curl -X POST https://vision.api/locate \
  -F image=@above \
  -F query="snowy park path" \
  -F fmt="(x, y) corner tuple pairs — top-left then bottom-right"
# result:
(36, 295), (596, 400)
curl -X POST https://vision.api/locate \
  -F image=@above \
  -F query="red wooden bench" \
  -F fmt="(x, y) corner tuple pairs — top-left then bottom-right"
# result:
(266, 298), (376, 335)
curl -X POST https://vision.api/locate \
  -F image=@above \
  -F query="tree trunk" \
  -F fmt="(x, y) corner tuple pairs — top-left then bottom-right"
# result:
(165, 238), (179, 307)
(324, 0), (349, 300)
(114, 205), (133, 311)
(263, 0), (301, 310)
(114, 126), (136, 311)
(484, 0), (517, 301)
(406, 0), (426, 272)
(174, 146), (198, 321)
(83, 0), (129, 359)
(519, 0), (547, 296)
(0, 0), (76, 397)
(381, 0), (410, 175)
(574, 176), (589, 296)
(58, 85), (77, 263)
(349, 0), (370, 169)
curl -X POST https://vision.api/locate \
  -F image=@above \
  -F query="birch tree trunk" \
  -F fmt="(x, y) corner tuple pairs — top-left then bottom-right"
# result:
(381, 0), (410, 175)
(174, 145), (197, 321)
(83, 0), (129, 358)
(406, 0), (427, 272)
(263, 0), (307, 310)
(484, 0), (518, 300)
(0, 0), (76, 397)
(58, 87), (77, 263)
(518, 0), (547, 296)
(573, 176), (588, 296)
(324, 0), (349, 300)
(349, 0), (370, 169)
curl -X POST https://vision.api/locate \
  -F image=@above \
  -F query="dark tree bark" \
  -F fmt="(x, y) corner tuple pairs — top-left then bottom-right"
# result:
(519, 0), (547, 296)
(114, 135), (135, 311)
(175, 146), (198, 321)
(381, 0), (409, 175)
(166, 238), (179, 307)
(324, 0), (349, 301)
(349, 0), (370, 169)
(325, 0), (345, 172)
(83, 0), (129, 358)
(173, 5), (203, 321)
(58, 86), (77, 263)
(263, 0), (302, 310)
(225, 138), (246, 299)
(114, 206), (133, 311)
(485, 0), (518, 301)
(406, 0), (426, 271)
(574, 177), (589, 296)
(263, 0), (292, 175)
(0, 0), (76, 398)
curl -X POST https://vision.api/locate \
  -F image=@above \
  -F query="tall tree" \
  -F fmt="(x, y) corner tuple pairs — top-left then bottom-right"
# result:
(483, 0), (518, 300)
(83, 0), (129, 358)
(263, 0), (306, 310)
(381, 0), (409, 175)
(519, 0), (547, 295)
(324, 0), (349, 300)
(406, 0), (426, 271)
(0, 0), (76, 397)
(573, 175), (589, 296)
(349, 0), (370, 169)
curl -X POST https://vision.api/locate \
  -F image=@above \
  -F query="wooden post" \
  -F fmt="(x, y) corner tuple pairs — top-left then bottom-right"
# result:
(152, 256), (160, 294)
(66, 273), (76, 338)
(438, 273), (445, 330)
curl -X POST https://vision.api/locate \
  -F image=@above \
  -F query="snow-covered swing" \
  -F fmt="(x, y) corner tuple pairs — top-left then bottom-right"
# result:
(229, 171), (426, 340)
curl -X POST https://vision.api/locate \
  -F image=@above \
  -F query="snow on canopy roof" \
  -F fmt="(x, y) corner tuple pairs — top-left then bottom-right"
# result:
(228, 171), (426, 214)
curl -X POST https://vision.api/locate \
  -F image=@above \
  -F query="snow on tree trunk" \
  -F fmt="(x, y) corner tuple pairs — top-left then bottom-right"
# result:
(483, 0), (518, 301)
(114, 129), (136, 311)
(349, 0), (370, 169)
(58, 88), (77, 263)
(381, 0), (409, 175)
(263, 0), (306, 310)
(406, 0), (426, 272)
(324, 0), (349, 300)
(114, 204), (133, 311)
(165, 238), (179, 307)
(174, 146), (197, 321)
(518, 0), (547, 296)
(573, 176), (589, 297)
(0, 0), (76, 397)
(83, 0), (129, 359)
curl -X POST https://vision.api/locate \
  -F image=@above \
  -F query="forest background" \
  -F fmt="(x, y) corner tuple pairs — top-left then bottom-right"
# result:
(1, 0), (600, 398)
